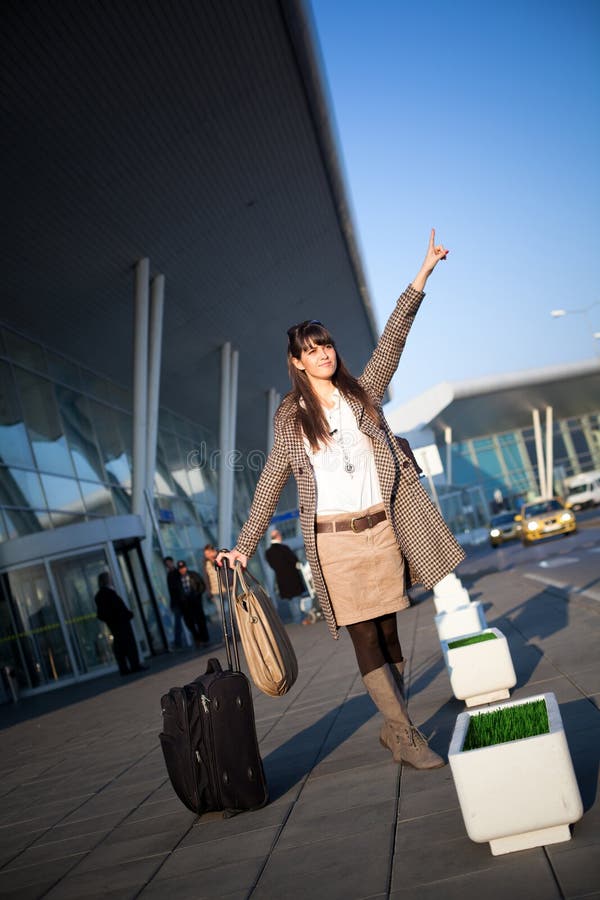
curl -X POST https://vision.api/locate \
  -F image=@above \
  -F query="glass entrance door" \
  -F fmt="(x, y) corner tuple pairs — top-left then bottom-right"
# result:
(5, 563), (74, 688)
(116, 542), (167, 655)
(50, 551), (114, 674)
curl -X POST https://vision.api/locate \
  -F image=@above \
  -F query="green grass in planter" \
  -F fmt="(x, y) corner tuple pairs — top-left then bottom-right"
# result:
(463, 700), (549, 751)
(448, 633), (497, 649)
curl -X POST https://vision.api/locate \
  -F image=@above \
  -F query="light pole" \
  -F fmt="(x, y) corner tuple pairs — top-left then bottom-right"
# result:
(550, 302), (600, 357)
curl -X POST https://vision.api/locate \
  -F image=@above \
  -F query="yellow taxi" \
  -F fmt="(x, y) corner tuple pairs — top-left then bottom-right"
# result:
(516, 498), (577, 545)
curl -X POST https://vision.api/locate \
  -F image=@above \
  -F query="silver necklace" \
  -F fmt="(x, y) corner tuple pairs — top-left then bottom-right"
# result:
(327, 400), (354, 475)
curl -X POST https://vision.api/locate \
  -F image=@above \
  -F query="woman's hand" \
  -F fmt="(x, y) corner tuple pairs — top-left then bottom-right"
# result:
(412, 229), (449, 291)
(216, 548), (248, 568)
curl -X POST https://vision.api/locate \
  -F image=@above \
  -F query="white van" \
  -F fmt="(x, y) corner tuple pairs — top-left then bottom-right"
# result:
(564, 471), (600, 511)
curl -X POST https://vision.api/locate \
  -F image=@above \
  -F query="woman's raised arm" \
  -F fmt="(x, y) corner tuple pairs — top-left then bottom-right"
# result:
(359, 229), (449, 402)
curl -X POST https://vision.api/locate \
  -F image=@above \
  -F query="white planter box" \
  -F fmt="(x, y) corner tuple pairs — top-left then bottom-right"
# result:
(433, 574), (471, 612)
(441, 628), (516, 706)
(434, 573), (462, 593)
(435, 601), (487, 643)
(434, 588), (471, 614)
(449, 692), (583, 855)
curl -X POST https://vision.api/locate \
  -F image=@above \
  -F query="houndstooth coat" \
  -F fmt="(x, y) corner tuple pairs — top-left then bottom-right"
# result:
(236, 284), (466, 639)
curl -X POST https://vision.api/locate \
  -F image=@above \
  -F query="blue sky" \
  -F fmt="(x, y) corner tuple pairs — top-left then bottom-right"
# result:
(309, 0), (600, 410)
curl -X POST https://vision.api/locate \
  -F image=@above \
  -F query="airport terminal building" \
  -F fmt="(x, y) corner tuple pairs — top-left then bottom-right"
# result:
(1, 0), (379, 697)
(385, 358), (600, 541)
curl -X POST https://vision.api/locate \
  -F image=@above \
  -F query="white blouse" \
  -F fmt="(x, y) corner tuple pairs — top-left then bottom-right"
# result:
(302, 389), (383, 515)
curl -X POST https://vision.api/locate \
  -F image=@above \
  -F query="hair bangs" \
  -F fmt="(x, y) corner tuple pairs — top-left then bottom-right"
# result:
(287, 319), (335, 359)
(299, 323), (334, 353)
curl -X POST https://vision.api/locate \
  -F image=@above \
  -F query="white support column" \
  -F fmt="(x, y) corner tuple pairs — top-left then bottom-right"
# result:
(444, 426), (452, 485)
(545, 406), (554, 498)
(218, 343), (232, 550)
(226, 349), (239, 541)
(145, 274), (165, 525)
(532, 409), (546, 500)
(132, 258), (150, 518)
(266, 388), (280, 452)
(421, 453), (441, 513)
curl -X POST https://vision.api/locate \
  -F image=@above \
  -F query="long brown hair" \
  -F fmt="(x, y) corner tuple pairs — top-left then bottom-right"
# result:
(286, 320), (379, 451)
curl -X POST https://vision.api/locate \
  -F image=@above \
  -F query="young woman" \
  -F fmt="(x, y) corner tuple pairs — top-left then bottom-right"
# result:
(219, 230), (465, 769)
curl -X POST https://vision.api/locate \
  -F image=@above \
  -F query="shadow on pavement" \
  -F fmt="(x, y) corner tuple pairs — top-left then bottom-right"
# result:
(262, 694), (376, 801)
(0, 647), (205, 731)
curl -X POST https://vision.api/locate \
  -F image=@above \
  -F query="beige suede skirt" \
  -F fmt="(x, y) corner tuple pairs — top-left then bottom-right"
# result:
(315, 502), (409, 626)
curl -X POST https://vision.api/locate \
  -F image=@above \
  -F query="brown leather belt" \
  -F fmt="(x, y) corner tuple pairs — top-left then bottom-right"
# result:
(316, 508), (387, 534)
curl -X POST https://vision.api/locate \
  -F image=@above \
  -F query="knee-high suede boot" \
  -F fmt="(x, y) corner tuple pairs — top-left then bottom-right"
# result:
(390, 659), (405, 697)
(362, 665), (445, 769)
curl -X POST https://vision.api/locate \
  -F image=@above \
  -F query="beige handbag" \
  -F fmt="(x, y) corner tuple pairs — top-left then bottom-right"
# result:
(231, 563), (298, 697)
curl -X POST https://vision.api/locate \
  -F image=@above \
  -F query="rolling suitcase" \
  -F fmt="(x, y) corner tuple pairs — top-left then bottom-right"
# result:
(159, 559), (269, 817)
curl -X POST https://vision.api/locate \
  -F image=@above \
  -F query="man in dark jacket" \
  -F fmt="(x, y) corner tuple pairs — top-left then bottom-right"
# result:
(95, 572), (147, 675)
(170, 560), (210, 647)
(265, 530), (306, 624)
(164, 555), (186, 648)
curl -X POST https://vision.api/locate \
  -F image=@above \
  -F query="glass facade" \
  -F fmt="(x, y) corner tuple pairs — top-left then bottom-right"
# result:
(0, 324), (234, 561)
(0, 324), (263, 694)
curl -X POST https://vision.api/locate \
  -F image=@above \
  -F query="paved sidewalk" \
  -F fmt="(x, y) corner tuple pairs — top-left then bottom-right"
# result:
(1, 563), (598, 900)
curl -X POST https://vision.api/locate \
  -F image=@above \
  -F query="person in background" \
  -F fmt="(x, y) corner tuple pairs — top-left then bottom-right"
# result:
(203, 544), (223, 623)
(163, 555), (185, 649)
(95, 572), (147, 675)
(173, 560), (210, 648)
(265, 529), (306, 624)
(218, 231), (465, 770)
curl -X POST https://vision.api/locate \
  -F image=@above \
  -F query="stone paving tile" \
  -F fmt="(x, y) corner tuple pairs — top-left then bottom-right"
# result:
(311, 743), (390, 779)
(103, 809), (196, 843)
(388, 851), (562, 899)
(126, 794), (192, 824)
(392, 832), (536, 891)
(178, 802), (293, 848)
(252, 824), (393, 899)
(43, 853), (168, 899)
(398, 776), (460, 820)
(295, 760), (398, 817)
(0, 882), (64, 900)
(548, 841), (600, 897)
(138, 856), (265, 899)
(550, 802), (600, 852)
(275, 798), (396, 850)
(0, 854), (86, 895)
(70, 828), (190, 875)
(569, 663), (600, 696)
(4, 828), (112, 868)
(153, 826), (280, 880)
(0, 793), (95, 822)
(56, 785), (157, 825)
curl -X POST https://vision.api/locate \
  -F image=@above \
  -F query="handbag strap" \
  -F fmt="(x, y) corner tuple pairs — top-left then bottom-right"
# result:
(232, 562), (265, 599)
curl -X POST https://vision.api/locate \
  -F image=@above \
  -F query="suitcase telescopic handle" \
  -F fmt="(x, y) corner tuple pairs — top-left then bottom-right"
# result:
(215, 553), (241, 673)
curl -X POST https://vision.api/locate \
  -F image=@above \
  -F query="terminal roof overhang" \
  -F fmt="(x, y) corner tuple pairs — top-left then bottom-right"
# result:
(386, 359), (600, 443)
(2, 0), (378, 450)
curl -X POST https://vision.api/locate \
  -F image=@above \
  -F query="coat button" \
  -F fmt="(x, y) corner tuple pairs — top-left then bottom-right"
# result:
(300, 506), (304, 514)
(402, 460), (411, 468)
(298, 467), (304, 475)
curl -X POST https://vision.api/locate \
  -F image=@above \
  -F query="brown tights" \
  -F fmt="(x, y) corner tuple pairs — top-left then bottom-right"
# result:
(346, 613), (404, 677)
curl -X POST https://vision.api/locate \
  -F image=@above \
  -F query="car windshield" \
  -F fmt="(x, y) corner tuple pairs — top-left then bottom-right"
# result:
(523, 500), (562, 517)
(569, 484), (589, 495)
(490, 513), (516, 526)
